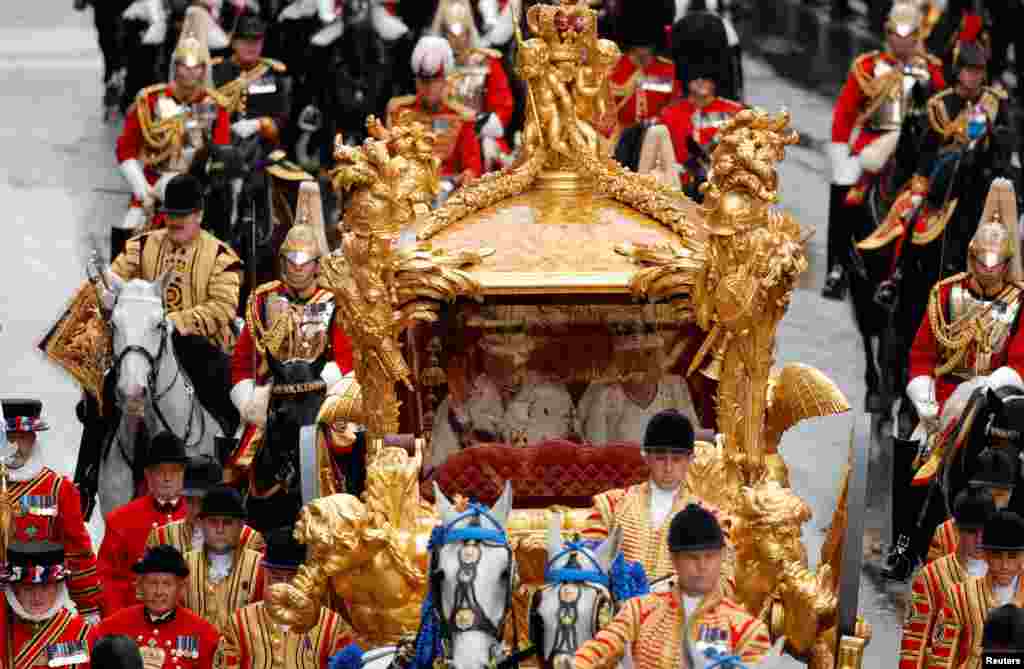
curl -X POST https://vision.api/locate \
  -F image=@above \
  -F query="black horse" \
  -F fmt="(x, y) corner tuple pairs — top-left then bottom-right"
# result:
(245, 354), (366, 533)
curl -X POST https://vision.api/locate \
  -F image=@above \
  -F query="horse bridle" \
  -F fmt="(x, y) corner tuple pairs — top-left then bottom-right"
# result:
(430, 504), (516, 668)
(529, 541), (614, 669)
(109, 297), (206, 452)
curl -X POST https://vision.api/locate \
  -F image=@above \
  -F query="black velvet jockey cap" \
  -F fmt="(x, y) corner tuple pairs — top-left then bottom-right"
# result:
(160, 174), (205, 216)
(952, 488), (996, 531)
(144, 432), (190, 468)
(643, 409), (695, 454)
(262, 527), (307, 570)
(983, 604), (1024, 651)
(1, 398), (50, 432)
(969, 448), (1018, 490)
(132, 545), (190, 577)
(979, 510), (1024, 552)
(199, 484), (247, 519)
(91, 636), (145, 669)
(182, 455), (224, 497)
(234, 14), (266, 40)
(3, 541), (67, 584)
(668, 504), (725, 553)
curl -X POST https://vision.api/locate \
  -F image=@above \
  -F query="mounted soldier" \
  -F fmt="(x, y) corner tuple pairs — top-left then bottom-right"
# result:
(0, 399), (105, 623)
(823, 1), (945, 300)
(0, 542), (93, 669)
(228, 181), (354, 487)
(114, 6), (232, 260)
(386, 35), (483, 189)
(431, 0), (516, 172)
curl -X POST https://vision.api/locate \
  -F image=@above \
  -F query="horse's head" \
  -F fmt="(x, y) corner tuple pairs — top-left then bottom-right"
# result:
(431, 481), (516, 669)
(207, 142), (251, 182)
(265, 353), (328, 423)
(529, 516), (622, 669)
(107, 272), (174, 414)
(988, 384), (1024, 448)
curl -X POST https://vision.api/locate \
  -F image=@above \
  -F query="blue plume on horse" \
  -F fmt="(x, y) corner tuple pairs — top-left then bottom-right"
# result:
(328, 643), (365, 669)
(571, 539), (650, 601)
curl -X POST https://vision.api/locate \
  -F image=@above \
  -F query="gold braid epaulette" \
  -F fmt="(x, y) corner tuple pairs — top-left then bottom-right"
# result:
(136, 85), (232, 167)
(215, 62), (272, 115)
(928, 273), (1024, 376)
(244, 281), (284, 357)
(850, 52), (904, 131)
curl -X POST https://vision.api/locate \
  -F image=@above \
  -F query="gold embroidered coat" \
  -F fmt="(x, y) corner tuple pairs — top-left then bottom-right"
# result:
(147, 520), (265, 555)
(900, 553), (967, 669)
(927, 520), (959, 565)
(183, 548), (263, 634)
(573, 590), (770, 669)
(927, 574), (1024, 669)
(216, 602), (353, 669)
(111, 229), (242, 352)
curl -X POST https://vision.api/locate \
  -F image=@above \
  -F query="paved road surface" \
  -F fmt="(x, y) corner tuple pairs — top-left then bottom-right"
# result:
(0, 3), (900, 665)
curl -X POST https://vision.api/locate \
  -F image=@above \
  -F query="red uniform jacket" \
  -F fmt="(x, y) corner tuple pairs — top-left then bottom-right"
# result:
(609, 55), (681, 130)
(98, 496), (187, 612)
(831, 51), (945, 156)
(115, 84), (231, 188)
(660, 96), (745, 164)
(3, 605), (92, 669)
(386, 96), (483, 179)
(483, 56), (514, 130)
(908, 276), (1024, 409)
(230, 283), (354, 388)
(8, 468), (104, 618)
(89, 606), (220, 669)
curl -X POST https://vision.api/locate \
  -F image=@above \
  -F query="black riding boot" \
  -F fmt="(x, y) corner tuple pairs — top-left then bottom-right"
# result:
(171, 332), (241, 438)
(881, 437), (926, 581)
(823, 184), (850, 300)
(111, 228), (134, 262)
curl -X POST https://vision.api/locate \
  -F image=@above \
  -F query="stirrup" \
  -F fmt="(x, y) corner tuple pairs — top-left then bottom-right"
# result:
(822, 266), (847, 301)
(880, 534), (918, 582)
(873, 279), (898, 311)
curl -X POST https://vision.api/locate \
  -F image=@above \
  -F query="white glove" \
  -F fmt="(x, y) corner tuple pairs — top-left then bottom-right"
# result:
(827, 142), (862, 186)
(119, 207), (149, 231)
(232, 119), (262, 139)
(316, 0), (336, 24)
(907, 375), (940, 433)
(119, 159), (152, 202)
(987, 366), (1024, 390)
(478, 0), (500, 28)
(480, 113), (504, 140)
(279, 0), (316, 20)
(122, 0), (149, 20)
(481, 6), (514, 48)
(321, 362), (343, 388)
(231, 381), (272, 428)
(141, 3), (168, 46)
(371, 5), (409, 41)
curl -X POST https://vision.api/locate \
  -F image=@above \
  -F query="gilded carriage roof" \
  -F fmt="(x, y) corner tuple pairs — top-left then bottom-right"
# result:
(409, 175), (704, 294)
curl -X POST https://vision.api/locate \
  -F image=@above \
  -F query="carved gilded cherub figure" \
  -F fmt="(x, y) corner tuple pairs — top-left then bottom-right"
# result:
(573, 38), (620, 154)
(516, 37), (574, 157)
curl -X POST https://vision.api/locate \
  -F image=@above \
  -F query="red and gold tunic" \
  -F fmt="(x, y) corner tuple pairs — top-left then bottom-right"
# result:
(927, 521), (960, 565)
(3, 605), (91, 669)
(660, 97), (745, 162)
(609, 55), (680, 131)
(111, 229), (243, 353)
(908, 274), (1024, 410)
(98, 496), (187, 612)
(574, 590), (770, 669)
(385, 95), (483, 179)
(88, 605), (220, 669)
(927, 575), (1024, 669)
(182, 548), (264, 634)
(831, 50), (945, 156)
(900, 553), (968, 669)
(8, 468), (104, 618)
(147, 520), (265, 556)
(583, 482), (719, 582)
(228, 280), (355, 482)
(115, 84), (231, 191)
(217, 602), (353, 669)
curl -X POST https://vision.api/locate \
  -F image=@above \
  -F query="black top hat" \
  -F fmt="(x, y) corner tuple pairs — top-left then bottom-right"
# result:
(199, 484), (247, 519)
(983, 604), (1024, 652)
(980, 510), (1024, 551)
(132, 545), (190, 577)
(969, 448), (1018, 489)
(668, 504), (725, 553)
(953, 488), (996, 530)
(643, 410), (695, 454)
(234, 15), (266, 40)
(182, 456), (223, 497)
(160, 174), (205, 216)
(3, 541), (67, 584)
(91, 636), (145, 669)
(144, 432), (189, 469)
(2, 398), (50, 432)
(262, 527), (307, 570)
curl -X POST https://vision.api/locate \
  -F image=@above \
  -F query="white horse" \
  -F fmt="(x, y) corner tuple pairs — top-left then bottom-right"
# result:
(102, 273), (219, 515)
(358, 482), (517, 669)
